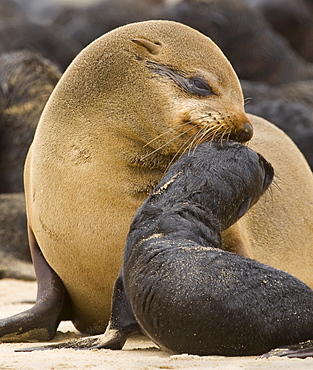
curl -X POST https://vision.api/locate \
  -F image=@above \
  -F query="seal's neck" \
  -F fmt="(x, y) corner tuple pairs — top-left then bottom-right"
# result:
(126, 200), (222, 256)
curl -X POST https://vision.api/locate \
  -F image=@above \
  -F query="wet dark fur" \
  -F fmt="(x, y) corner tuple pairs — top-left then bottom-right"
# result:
(117, 141), (313, 356)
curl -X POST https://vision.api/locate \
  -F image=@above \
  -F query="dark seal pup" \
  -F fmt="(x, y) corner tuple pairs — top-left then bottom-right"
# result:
(23, 141), (313, 358)
(111, 142), (313, 357)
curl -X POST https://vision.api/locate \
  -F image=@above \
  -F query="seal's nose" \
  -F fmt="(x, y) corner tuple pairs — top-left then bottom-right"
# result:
(231, 122), (253, 143)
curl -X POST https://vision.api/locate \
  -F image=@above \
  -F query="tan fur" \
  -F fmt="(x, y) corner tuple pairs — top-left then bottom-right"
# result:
(24, 20), (251, 334)
(24, 20), (313, 335)
(223, 114), (313, 288)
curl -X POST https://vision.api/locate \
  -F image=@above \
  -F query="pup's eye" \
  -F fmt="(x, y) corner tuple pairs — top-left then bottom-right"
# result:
(189, 77), (214, 97)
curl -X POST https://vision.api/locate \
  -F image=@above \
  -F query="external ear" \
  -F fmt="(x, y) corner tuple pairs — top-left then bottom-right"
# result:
(237, 197), (252, 219)
(131, 38), (161, 55)
(258, 154), (274, 192)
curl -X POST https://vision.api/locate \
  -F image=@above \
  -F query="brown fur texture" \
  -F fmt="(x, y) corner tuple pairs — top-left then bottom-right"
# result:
(0, 50), (61, 193)
(24, 20), (252, 335)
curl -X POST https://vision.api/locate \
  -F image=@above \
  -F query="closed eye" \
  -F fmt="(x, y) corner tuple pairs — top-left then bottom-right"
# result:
(187, 77), (214, 97)
(146, 61), (216, 98)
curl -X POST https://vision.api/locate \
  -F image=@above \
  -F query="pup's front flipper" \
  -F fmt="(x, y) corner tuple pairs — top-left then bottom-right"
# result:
(260, 340), (313, 359)
(15, 324), (139, 352)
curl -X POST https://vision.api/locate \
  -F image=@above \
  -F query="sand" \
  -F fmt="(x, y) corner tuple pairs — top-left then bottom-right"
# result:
(0, 279), (312, 369)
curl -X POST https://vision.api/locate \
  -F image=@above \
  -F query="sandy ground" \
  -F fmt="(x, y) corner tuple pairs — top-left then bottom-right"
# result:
(0, 279), (312, 369)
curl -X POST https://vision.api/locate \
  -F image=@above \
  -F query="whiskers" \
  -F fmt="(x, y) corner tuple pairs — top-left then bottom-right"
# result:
(140, 119), (201, 161)
(140, 113), (232, 171)
(187, 121), (231, 154)
(244, 97), (252, 105)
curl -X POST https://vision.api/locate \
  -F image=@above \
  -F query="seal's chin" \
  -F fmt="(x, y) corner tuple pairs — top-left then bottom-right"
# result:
(230, 122), (254, 143)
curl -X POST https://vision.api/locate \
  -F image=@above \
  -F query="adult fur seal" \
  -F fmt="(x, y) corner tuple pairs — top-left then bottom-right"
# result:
(23, 142), (313, 358)
(0, 20), (252, 342)
(1, 21), (313, 346)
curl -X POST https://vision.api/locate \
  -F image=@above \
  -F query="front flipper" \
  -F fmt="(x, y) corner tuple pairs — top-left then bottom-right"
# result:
(0, 226), (69, 342)
(15, 335), (115, 352)
(16, 273), (140, 351)
(15, 326), (139, 352)
(260, 340), (313, 359)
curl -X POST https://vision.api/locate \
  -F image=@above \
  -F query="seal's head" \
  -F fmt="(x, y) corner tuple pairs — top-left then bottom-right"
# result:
(148, 141), (274, 232)
(42, 20), (252, 163)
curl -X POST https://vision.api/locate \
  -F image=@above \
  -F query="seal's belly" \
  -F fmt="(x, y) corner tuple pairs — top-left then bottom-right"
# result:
(25, 148), (147, 334)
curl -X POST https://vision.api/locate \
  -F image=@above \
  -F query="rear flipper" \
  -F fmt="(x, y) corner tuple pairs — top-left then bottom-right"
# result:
(16, 273), (141, 351)
(0, 226), (69, 342)
(261, 340), (313, 359)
